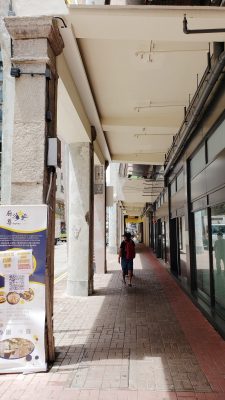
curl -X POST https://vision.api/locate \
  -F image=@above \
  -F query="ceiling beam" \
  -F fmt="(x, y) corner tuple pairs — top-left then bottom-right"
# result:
(102, 118), (179, 131)
(59, 24), (111, 162)
(69, 6), (225, 42)
(112, 153), (165, 164)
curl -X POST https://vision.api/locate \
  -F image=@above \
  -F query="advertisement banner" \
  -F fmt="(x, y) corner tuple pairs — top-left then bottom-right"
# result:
(0, 205), (47, 373)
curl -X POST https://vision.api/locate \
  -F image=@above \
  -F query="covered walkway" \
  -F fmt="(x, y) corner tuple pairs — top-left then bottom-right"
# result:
(1, 247), (225, 399)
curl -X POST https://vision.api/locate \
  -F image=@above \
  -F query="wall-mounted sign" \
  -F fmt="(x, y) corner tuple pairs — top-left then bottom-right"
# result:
(0, 205), (47, 373)
(94, 165), (104, 195)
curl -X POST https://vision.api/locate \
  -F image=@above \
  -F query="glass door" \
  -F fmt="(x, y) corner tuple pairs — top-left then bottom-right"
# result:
(161, 221), (166, 261)
(169, 217), (180, 277)
(211, 203), (225, 315)
(178, 216), (188, 285)
(194, 209), (210, 300)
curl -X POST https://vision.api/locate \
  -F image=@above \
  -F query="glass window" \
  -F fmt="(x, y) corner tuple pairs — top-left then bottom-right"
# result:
(164, 190), (168, 203)
(208, 119), (225, 164)
(190, 145), (205, 179)
(0, 84), (3, 103)
(179, 216), (188, 283)
(171, 179), (176, 196)
(0, 63), (3, 81)
(194, 209), (210, 297)
(177, 170), (184, 191)
(211, 202), (225, 311)
(178, 217), (183, 250)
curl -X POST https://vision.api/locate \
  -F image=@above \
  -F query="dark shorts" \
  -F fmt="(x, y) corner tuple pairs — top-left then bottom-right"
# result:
(121, 258), (133, 274)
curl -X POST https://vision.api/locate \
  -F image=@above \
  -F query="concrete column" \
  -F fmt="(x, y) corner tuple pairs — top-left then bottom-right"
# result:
(0, 6), (15, 203)
(94, 165), (106, 274)
(143, 217), (146, 245)
(117, 203), (124, 247)
(108, 202), (118, 253)
(67, 142), (94, 296)
(108, 163), (120, 253)
(121, 208), (125, 235)
(116, 203), (121, 251)
(144, 216), (149, 246)
(4, 16), (64, 362)
(4, 16), (63, 203)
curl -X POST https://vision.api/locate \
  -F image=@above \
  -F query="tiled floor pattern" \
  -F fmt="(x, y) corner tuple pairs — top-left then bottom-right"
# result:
(1, 246), (225, 400)
(54, 267), (210, 393)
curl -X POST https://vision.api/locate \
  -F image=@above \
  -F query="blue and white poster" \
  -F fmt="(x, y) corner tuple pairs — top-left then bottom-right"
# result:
(0, 205), (47, 373)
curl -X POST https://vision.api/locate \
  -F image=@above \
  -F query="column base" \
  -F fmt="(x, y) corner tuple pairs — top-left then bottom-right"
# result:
(108, 246), (118, 254)
(67, 279), (89, 297)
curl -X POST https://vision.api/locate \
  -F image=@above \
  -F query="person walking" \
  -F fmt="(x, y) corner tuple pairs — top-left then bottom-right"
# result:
(214, 231), (225, 272)
(118, 232), (136, 287)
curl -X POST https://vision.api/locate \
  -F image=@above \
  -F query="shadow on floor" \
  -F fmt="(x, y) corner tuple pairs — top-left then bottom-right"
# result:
(52, 245), (211, 393)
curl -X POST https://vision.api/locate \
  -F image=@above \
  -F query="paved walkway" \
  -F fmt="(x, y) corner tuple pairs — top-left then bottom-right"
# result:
(1, 246), (225, 399)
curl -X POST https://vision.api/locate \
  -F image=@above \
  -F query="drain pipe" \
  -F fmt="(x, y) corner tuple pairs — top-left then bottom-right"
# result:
(164, 49), (225, 177)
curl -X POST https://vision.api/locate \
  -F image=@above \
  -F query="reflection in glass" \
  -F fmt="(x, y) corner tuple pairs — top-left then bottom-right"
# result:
(207, 119), (225, 164)
(179, 216), (187, 284)
(166, 220), (170, 263)
(211, 203), (225, 311)
(194, 209), (210, 296)
(171, 179), (176, 196)
(190, 145), (205, 179)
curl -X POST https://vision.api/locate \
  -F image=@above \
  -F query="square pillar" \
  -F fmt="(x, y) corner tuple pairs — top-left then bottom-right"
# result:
(94, 165), (106, 274)
(4, 16), (64, 362)
(67, 142), (94, 296)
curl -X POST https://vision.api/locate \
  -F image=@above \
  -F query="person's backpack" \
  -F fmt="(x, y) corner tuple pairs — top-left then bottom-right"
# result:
(125, 240), (135, 260)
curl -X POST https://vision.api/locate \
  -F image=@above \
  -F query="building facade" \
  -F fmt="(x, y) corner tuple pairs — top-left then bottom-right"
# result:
(154, 43), (225, 338)
(1, 1), (225, 361)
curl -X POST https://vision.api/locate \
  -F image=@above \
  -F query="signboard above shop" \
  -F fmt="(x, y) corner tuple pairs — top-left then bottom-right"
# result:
(125, 217), (143, 224)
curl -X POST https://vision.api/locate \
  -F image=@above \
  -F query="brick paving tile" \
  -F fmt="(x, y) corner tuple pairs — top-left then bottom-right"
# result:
(3, 246), (225, 399)
(98, 389), (118, 400)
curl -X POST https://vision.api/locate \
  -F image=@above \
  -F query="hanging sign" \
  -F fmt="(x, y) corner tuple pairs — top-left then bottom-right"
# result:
(0, 205), (47, 373)
(125, 217), (143, 224)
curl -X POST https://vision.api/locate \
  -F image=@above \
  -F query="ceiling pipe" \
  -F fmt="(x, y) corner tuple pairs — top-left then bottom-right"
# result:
(183, 15), (225, 34)
(164, 49), (225, 177)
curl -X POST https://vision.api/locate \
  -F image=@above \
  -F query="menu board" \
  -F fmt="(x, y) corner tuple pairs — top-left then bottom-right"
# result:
(0, 205), (47, 373)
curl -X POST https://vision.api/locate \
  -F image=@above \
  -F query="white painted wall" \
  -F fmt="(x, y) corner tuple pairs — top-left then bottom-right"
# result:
(57, 77), (89, 144)
(0, 0), (10, 16)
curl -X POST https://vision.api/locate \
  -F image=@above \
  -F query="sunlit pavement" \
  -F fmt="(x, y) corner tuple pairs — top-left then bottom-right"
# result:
(1, 245), (225, 399)
(54, 242), (68, 280)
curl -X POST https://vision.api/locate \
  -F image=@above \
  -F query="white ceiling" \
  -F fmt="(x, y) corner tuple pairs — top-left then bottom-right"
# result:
(60, 5), (225, 214)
